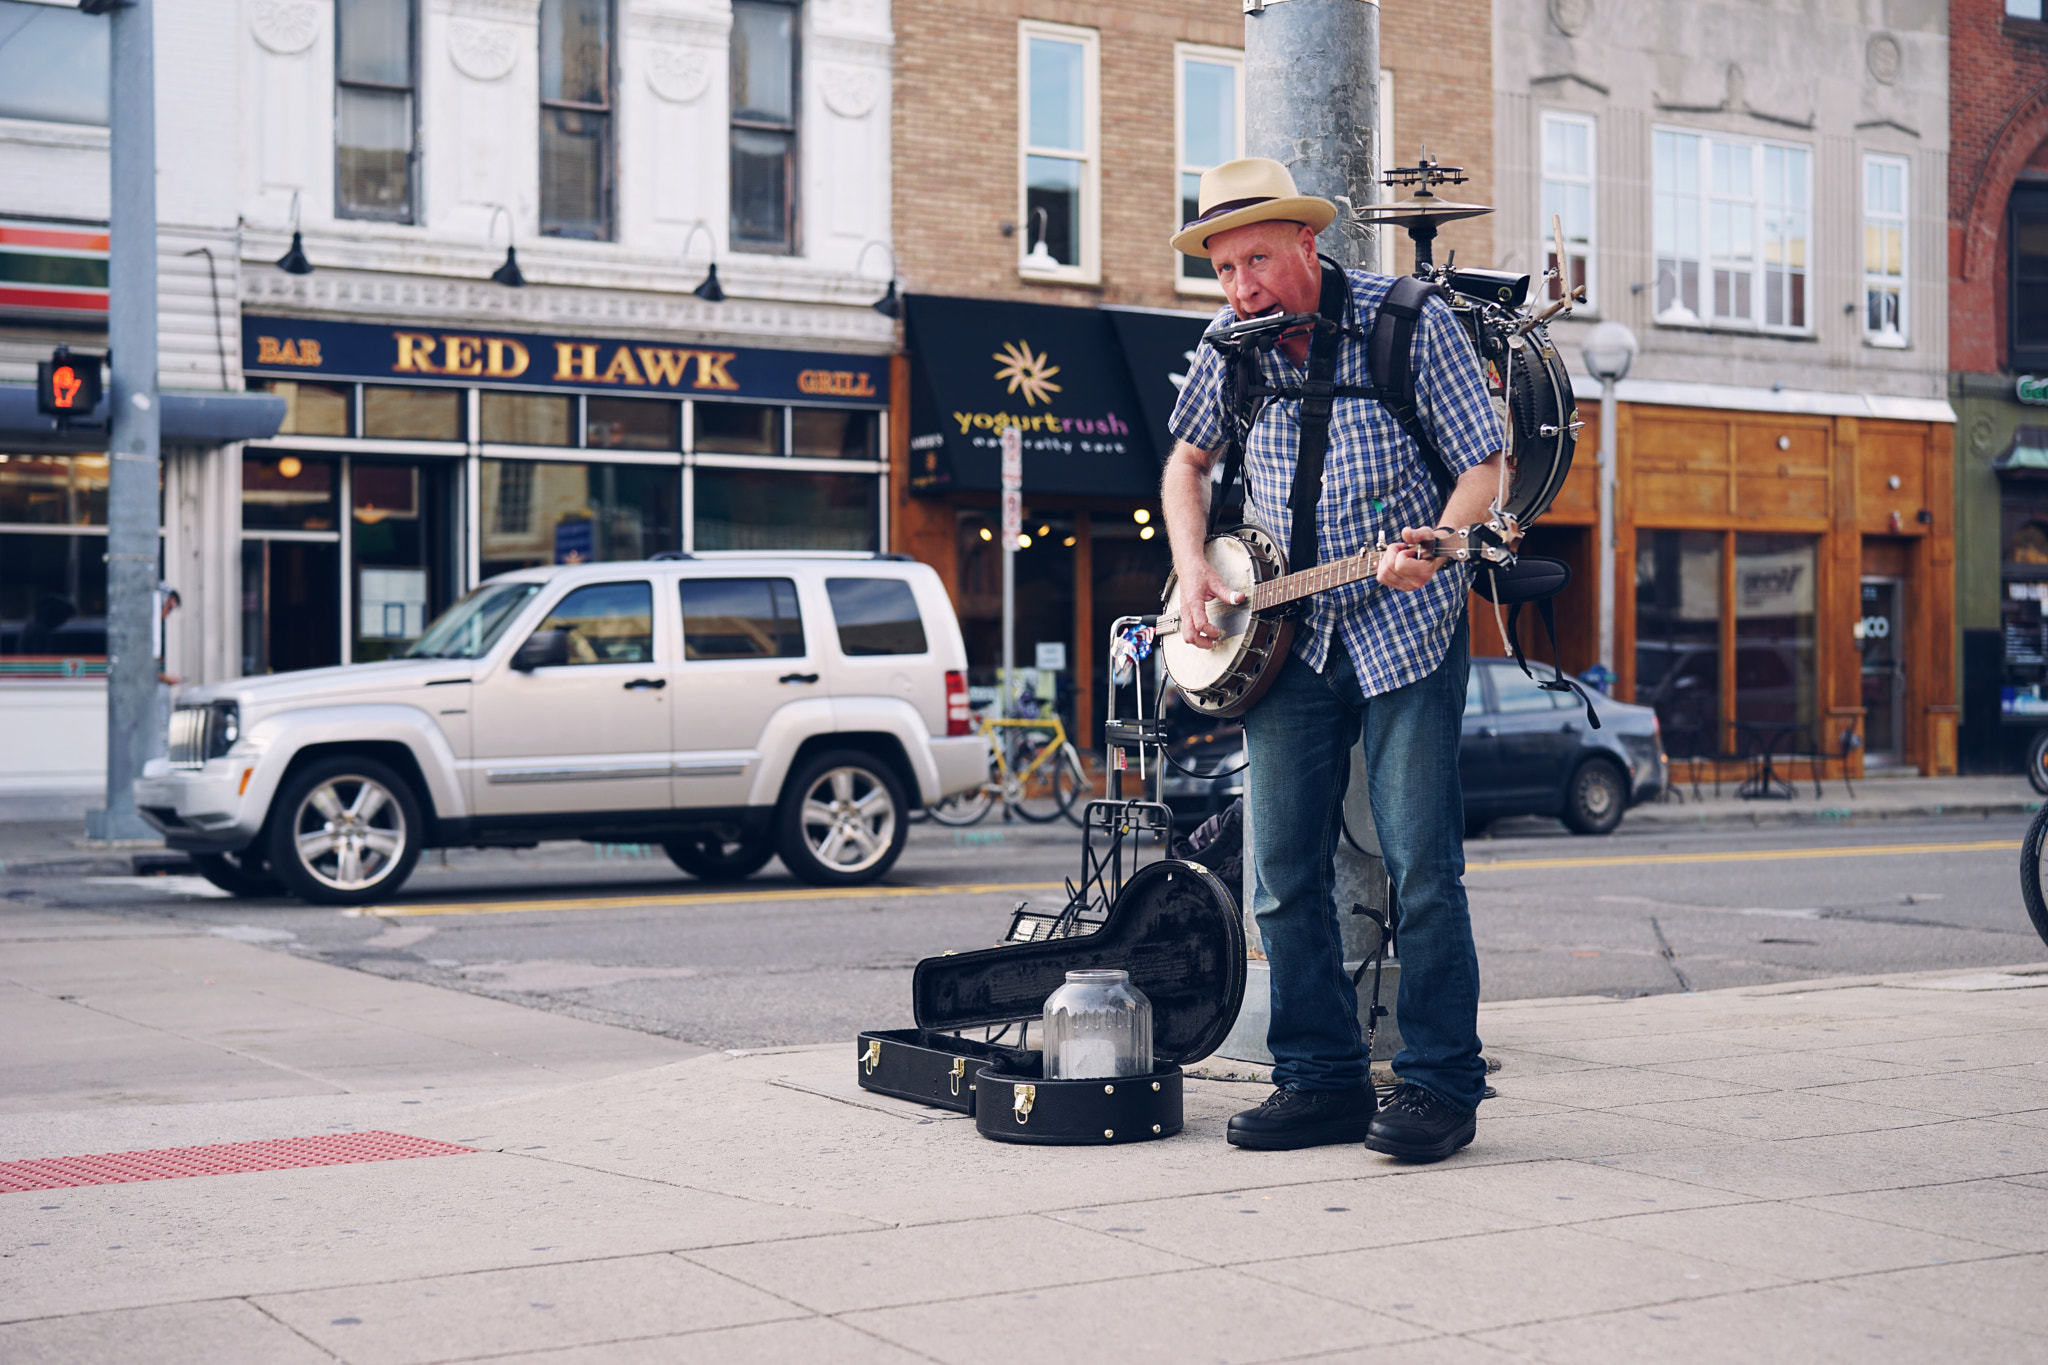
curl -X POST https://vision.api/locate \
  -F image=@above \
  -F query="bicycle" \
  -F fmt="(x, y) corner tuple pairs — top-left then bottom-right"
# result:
(2019, 803), (2048, 949)
(927, 702), (1091, 827)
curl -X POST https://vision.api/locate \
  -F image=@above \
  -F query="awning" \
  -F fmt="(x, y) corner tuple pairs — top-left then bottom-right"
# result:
(904, 294), (1207, 499)
(1995, 426), (2048, 478)
(1104, 304), (1215, 466)
(0, 385), (286, 449)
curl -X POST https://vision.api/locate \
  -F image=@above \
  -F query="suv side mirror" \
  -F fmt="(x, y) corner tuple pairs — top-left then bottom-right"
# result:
(511, 629), (570, 672)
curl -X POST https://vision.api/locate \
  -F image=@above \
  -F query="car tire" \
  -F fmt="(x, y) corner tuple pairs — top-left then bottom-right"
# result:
(267, 755), (424, 906)
(663, 830), (775, 881)
(191, 850), (283, 898)
(1561, 757), (1628, 836)
(2029, 730), (2048, 797)
(776, 748), (909, 887)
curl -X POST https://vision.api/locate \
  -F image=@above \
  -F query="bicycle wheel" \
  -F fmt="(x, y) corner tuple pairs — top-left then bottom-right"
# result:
(1054, 744), (1091, 826)
(2020, 804), (2048, 949)
(1006, 732), (1069, 822)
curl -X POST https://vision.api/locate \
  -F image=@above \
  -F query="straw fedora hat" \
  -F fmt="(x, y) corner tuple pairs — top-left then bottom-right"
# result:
(1171, 157), (1338, 258)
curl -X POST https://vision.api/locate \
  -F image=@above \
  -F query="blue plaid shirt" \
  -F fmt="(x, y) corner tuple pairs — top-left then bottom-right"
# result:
(1168, 269), (1505, 698)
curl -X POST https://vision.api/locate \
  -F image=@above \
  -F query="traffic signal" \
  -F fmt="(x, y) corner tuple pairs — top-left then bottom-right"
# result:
(36, 346), (103, 418)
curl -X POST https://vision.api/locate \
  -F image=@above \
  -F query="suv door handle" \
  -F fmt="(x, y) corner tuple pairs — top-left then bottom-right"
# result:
(623, 678), (667, 690)
(779, 672), (820, 684)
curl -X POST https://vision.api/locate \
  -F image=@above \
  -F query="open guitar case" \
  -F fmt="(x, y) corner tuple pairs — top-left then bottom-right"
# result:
(857, 856), (1246, 1144)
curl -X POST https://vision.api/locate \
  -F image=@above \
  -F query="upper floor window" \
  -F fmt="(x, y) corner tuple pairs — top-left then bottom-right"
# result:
(336, 0), (417, 222)
(1654, 128), (1808, 331)
(1019, 21), (1099, 282)
(2010, 0), (2044, 19)
(0, 0), (107, 126)
(1175, 44), (1242, 294)
(730, 0), (799, 253)
(2015, 185), (2048, 372)
(1541, 111), (1595, 309)
(1863, 155), (1908, 347)
(539, 0), (613, 240)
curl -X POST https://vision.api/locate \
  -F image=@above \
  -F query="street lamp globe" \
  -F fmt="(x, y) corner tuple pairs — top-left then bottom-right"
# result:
(1581, 321), (1639, 384)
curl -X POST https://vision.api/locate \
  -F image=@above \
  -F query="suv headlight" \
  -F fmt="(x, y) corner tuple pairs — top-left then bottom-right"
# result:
(212, 702), (240, 755)
(171, 702), (240, 767)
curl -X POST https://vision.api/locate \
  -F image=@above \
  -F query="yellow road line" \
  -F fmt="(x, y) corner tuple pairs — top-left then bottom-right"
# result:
(1466, 838), (2018, 874)
(362, 838), (2022, 918)
(367, 879), (1069, 919)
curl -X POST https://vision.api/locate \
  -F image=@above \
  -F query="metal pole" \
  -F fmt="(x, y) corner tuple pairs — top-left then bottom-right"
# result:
(1000, 427), (1022, 723)
(1244, 0), (1379, 271)
(1598, 377), (1617, 676)
(91, 0), (161, 841)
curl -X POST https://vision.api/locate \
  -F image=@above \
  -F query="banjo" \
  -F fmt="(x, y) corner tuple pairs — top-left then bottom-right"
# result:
(1158, 524), (1515, 717)
(1159, 210), (1584, 719)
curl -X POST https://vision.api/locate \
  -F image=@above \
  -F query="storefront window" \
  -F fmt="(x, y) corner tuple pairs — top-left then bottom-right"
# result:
(696, 402), (781, 456)
(587, 397), (677, 450)
(791, 408), (878, 460)
(1634, 530), (1722, 754)
(0, 452), (108, 525)
(1, 530), (107, 664)
(479, 459), (678, 578)
(362, 385), (463, 441)
(480, 391), (573, 446)
(352, 461), (458, 662)
(693, 468), (873, 551)
(242, 454), (337, 532)
(250, 380), (352, 437)
(1734, 533), (1817, 734)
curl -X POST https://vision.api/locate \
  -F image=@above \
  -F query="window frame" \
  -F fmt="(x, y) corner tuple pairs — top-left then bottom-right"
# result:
(2012, 184), (2048, 373)
(1172, 41), (1244, 298)
(333, 0), (419, 224)
(538, 0), (617, 242)
(728, 0), (802, 256)
(1017, 19), (1101, 285)
(1652, 125), (1813, 336)
(1539, 109), (1598, 313)
(1862, 153), (1909, 348)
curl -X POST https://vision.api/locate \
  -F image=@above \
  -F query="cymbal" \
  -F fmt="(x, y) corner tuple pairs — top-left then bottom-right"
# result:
(1353, 196), (1495, 227)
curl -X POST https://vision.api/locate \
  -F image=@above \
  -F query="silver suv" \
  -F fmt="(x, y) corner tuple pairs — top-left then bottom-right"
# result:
(136, 555), (984, 905)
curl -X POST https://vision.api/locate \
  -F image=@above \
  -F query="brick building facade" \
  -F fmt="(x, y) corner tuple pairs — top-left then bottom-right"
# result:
(1949, 0), (2048, 774)
(886, 0), (1493, 741)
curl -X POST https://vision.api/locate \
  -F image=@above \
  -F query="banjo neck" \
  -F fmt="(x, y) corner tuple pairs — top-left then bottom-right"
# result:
(1249, 548), (1386, 615)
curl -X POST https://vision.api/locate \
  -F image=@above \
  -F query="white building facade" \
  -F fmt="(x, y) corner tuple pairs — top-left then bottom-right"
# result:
(0, 0), (896, 802)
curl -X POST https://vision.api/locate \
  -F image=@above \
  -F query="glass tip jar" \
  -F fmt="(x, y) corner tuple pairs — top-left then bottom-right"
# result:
(1042, 969), (1153, 1079)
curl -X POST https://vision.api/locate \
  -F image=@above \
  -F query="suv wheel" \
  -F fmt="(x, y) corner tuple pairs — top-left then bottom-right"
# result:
(1561, 757), (1627, 836)
(268, 756), (424, 906)
(191, 850), (283, 898)
(777, 749), (908, 887)
(664, 830), (775, 881)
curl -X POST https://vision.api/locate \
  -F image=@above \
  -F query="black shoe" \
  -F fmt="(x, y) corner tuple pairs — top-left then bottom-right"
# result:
(1226, 1084), (1377, 1150)
(1363, 1082), (1476, 1162)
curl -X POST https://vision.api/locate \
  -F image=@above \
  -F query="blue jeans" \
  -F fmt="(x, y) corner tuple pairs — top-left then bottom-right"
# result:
(1242, 620), (1485, 1112)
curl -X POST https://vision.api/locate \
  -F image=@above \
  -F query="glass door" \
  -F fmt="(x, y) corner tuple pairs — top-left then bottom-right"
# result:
(1859, 577), (1905, 761)
(351, 459), (459, 662)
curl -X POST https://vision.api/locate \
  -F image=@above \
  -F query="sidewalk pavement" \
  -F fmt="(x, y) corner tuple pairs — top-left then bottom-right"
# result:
(6, 900), (2048, 1362)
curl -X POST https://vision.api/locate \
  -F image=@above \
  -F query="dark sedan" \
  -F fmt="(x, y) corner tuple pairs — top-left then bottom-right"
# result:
(1462, 656), (1667, 836)
(1155, 656), (1667, 838)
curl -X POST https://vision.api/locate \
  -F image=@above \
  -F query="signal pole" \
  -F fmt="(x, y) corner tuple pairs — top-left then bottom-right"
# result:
(1224, 0), (1395, 1062)
(1244, 0), (1380, 271)
(88, 0), (162, 840)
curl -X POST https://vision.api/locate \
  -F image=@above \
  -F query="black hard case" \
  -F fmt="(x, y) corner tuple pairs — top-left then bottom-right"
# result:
(855, 859), (1246, 1142)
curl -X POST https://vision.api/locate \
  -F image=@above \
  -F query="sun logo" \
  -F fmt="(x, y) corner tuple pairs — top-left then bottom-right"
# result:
(992, 339), (1063, 407)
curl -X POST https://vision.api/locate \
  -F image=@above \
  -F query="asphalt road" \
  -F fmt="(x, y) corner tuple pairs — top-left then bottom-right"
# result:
(9, 812), (2046, 1051)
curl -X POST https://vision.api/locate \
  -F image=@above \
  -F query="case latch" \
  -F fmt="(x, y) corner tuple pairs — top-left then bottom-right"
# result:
(1013, 1083), (1036, 1123)
(861, 1040), (881, 1075)
(949, 1056), (967, 1095)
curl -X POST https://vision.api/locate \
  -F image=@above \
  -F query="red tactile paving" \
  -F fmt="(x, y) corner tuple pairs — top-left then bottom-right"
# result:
(0, 1131), (476, 1193)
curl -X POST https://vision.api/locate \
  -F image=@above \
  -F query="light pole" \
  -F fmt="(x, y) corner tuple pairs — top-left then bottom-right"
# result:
(1580, 322), (1639, 683)
(88, 0), (161, 840)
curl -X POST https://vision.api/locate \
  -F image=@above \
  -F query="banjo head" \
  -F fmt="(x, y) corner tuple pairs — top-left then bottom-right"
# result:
(1160, 525), (1291, 718)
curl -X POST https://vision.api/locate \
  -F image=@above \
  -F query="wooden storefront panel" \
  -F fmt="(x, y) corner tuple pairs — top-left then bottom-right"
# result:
(1735, 419), (1831, 524)
(1856, 424), (1931, 537)
(1632, 412), (1732, 522)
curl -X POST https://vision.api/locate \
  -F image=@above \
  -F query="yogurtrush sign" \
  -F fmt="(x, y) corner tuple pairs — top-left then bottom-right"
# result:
(904, 293), (1164, 498)
(242, 317), (888, 407)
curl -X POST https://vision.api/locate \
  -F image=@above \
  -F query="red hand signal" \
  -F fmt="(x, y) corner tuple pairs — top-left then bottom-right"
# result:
(50, 365), (82, 408)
